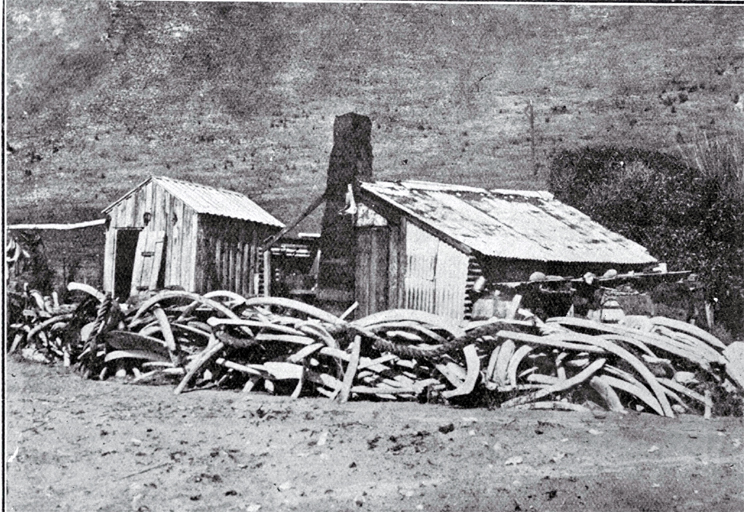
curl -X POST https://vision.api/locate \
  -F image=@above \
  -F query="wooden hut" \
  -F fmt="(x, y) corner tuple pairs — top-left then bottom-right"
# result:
(354, 180), (658, 321)
(102, 176), (284, 300)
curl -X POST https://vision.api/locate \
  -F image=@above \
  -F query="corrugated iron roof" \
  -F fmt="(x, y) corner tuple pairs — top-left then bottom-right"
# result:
(359, 180), (657, 265)
(103, 176), (284, 228)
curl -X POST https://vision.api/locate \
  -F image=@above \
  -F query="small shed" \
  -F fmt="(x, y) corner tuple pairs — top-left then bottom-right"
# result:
(354, 180), (658, 321)
(102, 176), (284, 300)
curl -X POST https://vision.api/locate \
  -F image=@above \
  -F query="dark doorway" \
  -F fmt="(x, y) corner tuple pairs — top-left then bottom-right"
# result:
(114, 229), (141, 301)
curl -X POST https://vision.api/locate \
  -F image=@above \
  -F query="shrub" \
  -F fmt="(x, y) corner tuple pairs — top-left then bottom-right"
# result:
(548, 138), (744, 337)
(11, 231), (56, 296)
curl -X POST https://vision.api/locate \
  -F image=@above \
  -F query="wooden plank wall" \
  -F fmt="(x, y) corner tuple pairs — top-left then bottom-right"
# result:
(161, 195), (197, 290)
(165, 194), (181, 288)
(355, 227), (390, 316)
(373, 229), (390, 312)
(104, 181), (279, 296)
(104, 181), (157, 293)
(104, 181), (201, 294)
(197, 216), (277, 296)
(129, 230), (166, 295)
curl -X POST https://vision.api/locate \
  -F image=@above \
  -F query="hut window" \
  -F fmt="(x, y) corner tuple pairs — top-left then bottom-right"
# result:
(143, 212), (152, 226)
(172, 212), (178, 224)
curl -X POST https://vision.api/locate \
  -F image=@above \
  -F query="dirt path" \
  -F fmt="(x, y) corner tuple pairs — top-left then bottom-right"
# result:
(6, 358), (744, 512)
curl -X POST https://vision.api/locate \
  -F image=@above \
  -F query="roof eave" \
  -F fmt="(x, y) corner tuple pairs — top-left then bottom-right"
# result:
(102, 176), (154, 214)
(474, 253), (658, 265)
(200, 211), (285, 229)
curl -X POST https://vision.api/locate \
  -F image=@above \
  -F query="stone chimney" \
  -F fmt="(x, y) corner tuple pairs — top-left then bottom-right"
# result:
(316, 113), (373, 307)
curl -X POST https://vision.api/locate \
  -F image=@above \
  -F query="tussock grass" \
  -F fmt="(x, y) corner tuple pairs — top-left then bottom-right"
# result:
(681, 130), (744, 197)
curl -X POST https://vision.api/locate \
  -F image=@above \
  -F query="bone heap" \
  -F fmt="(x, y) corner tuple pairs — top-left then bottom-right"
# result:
(7, 283), (744, 418)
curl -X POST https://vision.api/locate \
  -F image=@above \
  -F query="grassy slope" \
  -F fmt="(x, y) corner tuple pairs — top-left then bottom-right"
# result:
(6, 2), (744, 233)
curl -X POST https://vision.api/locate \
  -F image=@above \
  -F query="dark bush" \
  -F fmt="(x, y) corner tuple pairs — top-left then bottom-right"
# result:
(548, 142), (744, 337)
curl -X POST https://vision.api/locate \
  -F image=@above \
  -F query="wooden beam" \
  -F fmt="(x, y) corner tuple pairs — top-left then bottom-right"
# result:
(8, 218), (106, 230)
(263, 193), (326, 249)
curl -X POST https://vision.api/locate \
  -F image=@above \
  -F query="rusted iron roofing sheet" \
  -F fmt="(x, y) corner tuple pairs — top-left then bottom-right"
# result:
(103, 176), (284, 228)
(359, 180), (657, 265)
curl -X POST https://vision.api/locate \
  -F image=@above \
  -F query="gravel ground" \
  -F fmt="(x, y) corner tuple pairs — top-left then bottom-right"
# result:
(6, 358), (744, 512)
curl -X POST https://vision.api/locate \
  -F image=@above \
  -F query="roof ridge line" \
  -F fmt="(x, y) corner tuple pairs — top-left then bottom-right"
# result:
(153, 175), (246, 197)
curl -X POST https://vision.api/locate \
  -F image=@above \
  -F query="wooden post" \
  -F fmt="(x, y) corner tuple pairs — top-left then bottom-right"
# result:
(705, 301), (715, 329)
(263, 250), (271, 297)
(250, 229), (258, 295)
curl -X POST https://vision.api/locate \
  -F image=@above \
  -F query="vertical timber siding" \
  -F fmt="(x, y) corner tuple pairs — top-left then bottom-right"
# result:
(355, 227), (390, 317)
(104, 180), (280, 297)
(104, 181), (157, 294)
(103, 182), (201, 294)
(197, 215), (276, 295)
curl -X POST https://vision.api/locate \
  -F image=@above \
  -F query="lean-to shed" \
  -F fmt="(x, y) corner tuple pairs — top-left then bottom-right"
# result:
(102, 176), (284, 300)
(354, 180), (658, 321)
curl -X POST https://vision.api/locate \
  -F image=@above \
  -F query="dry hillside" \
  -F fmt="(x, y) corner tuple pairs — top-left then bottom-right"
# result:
(7, 2), (744, 229)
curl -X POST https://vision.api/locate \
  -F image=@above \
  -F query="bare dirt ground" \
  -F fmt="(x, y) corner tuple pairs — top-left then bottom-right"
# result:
(6, 357), (744, 512)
